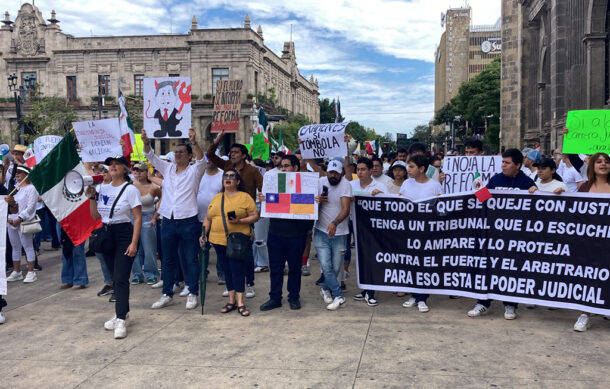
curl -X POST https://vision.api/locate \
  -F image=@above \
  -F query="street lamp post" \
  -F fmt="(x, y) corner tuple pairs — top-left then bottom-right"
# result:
(7, 73), (27, 145)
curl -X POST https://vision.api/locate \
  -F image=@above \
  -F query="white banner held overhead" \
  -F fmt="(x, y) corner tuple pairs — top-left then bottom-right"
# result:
(297, 122), (349, 159)
(442, 156), (502, 193)
(73, 118), (123, 162)
(34, 135), (62, 164)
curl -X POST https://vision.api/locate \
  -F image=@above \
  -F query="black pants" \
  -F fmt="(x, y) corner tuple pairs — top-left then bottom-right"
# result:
(102, 223), (134, 320)
(478, 299), (517, 308)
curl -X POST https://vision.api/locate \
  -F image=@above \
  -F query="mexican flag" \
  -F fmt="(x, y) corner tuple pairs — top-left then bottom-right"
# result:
(29, 133), (102, 245)
(118, 89), (136, 161)
(473, 171), (492, 202)
(365, 140), (378, 155)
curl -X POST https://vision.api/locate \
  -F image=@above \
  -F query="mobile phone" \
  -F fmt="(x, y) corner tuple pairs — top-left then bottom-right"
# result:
(322, 186), (329, 196)
(227, 211), (237, 220)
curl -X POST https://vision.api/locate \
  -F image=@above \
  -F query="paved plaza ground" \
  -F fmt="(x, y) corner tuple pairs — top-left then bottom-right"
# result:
(2, 243), (610, 389)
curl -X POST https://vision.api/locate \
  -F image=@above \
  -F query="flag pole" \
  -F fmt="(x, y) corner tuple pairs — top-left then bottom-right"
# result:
(8, 175), (30, 196)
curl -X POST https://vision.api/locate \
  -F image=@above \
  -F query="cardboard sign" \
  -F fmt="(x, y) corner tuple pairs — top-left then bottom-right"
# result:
(442, 156), (502, 194)
(211, 80), (243, 133)
(73, 118), (123, 162)
(564, 110), (610, 154)
(262, 171), (319, 220)
(297, 123), (349, 159)
(252, 132), (269, 161)
(143, 77), (192, 139)
(130, 134), (146, 162)
(34, 135), (62, 164)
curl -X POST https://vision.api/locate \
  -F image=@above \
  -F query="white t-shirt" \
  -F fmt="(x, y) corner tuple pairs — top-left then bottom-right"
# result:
(556, 164), (583, 192)
(315, 176), (352, 236)
(388, 182), (402, 195)
(399, 178), (443, 201)
(97, 183), (142, 224)
(350, 179), (389, 196)
(373, 174), (393, 188)
(197, 169), (223, 222)
(535, 179), (568, 193)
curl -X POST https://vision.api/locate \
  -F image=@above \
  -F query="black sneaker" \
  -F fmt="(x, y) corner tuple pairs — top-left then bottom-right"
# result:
(34, 258), (42, 271)
(108, 293), (116, 303)
(315, 274), (325, 286)
(260, 299), (282, 311)
(288, 299), (301, 310)
(353, 292), (366, 301)
(97, 284), (113, 297)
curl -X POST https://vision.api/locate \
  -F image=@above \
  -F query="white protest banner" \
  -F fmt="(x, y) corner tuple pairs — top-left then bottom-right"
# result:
(297, 123), (349, 159)
(442, 156), (502, 193)
(73, 118), (123, 162)
(143, 76), (191, 138)
(262, 171), (319, 220)
(34, 135), (62, 164)
(0, 198), (8, 295)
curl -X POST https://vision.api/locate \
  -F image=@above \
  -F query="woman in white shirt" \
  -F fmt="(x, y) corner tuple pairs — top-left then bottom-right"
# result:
(88, 156), (142, 339)
(5, 166), (39, 283)
(387, 160), (407, 195)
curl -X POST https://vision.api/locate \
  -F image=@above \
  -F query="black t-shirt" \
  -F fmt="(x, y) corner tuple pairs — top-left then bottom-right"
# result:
(268, 218), (313, 238)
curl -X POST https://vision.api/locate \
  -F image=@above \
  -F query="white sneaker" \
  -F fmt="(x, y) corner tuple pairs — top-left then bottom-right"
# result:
(402, 297), (416, 308)
(179, 285), (190, 297)
(222, 289), (229, 297)
(574, 314), (590, 332)
(320, 288), (333, 304)
(114, 318), (127, 339)
(151, 280), (163, 289)
(186, 294), (198, 310)
(245, 286), (255, 298)
(151, 294), (174, 309)
(417, 301), (430, 313)
(504, 305), (517, 320)
(6, 271), (23, 282)
(104, 313), (131, 330)
(172, 284), (181, 293)
(0, 312), (5, 324)
(467, 303), (488, 317)
(327, 296), (346, 310)
(23, 272), (37, 283)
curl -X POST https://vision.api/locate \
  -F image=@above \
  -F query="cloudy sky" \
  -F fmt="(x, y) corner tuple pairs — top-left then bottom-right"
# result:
(9, 0), (500, 137)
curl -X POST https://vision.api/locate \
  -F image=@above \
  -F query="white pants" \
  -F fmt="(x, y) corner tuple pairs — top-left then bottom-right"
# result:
(8, 225), (35, 262)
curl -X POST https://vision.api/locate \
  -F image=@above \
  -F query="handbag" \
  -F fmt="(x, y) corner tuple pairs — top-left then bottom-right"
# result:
(221, 194), (252, 261)
(20, 215), (42, 234)
(91, 183), (130, 255)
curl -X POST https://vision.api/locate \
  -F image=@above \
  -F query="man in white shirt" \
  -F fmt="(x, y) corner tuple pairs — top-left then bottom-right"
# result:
(557, 154), (584, 192)
(314, 160), (352, 311)
(142, 128), (207, 310)
(351, 158), (388, 307)
(371, 156), (393, 188)
(523, 150), (541, 180)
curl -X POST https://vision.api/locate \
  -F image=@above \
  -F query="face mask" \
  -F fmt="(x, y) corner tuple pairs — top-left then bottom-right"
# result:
(328, 177), (341, 186)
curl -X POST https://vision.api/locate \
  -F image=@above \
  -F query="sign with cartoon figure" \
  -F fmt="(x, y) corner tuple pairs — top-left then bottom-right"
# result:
(143, 77), (192, 138)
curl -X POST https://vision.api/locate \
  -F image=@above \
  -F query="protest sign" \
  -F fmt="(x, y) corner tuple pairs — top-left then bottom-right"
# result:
(252, 132), (269, 160)
(297, 123), (348, 159)
(211, 80), (243, 133)
(130, 134), (146, 161)
(354, 191), (610, 315)
(73, 118), (123, 162)
(442, 156), (502, 193)
(262, 171), (319, 220)
(143, 76), (192, 139)
(34, 135), (62, 164)
(564, 110), (610, 154)
(0, 199), (7, 295)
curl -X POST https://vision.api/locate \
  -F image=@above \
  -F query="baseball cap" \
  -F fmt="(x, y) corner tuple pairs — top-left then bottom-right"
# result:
(132, 163), (148, 171)
(521, 147), (533, 157)
(526, 150), (542, 163)
(391, 160), (407, 170)
(104, 155), (129, 167)
(534, 157), (556, 169)
(327, 160), (344, 174)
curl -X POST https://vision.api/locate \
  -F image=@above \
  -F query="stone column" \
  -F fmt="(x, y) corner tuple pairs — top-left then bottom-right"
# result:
(583, 33), (607, 108)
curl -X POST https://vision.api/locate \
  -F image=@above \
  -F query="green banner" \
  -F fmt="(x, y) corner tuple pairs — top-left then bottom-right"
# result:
(252, 132), (269, 160)
(564, 110), (610, 154)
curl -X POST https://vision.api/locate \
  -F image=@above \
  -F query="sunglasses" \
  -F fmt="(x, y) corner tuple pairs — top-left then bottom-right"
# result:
(223, 174), (237, 179)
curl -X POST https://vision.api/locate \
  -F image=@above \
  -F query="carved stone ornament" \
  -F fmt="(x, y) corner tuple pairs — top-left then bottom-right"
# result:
(14, 5), (44, 57)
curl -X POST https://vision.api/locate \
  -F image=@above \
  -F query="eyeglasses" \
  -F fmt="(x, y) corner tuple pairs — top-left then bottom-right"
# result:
(223, 174), (237, 179)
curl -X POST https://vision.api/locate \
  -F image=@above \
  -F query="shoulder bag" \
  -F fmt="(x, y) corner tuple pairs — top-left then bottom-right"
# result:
(20, 214), (42, 235)
(91, 183), (131, 255)
(221, 193), (252, 261)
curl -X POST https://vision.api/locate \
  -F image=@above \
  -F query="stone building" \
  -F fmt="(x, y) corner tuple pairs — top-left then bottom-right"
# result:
(434, 7), (501, 113)
(0, 3), (320, 152)
(501, 0), (609, 154)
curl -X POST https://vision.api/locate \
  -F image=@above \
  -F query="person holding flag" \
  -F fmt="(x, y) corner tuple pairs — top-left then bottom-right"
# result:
(118, 87), (137, 163)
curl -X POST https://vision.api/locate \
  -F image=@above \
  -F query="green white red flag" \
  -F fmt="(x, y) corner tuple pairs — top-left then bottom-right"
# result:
(473, 171), (492, 202)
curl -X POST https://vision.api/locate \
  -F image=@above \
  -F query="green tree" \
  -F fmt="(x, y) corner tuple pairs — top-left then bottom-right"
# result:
(271, 113), (311, 151)
(319, 98), (343, 123)
(19, 96), (77, 144)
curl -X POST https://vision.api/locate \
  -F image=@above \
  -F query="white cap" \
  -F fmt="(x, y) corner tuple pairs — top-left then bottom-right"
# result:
(327, 160), (344, 174)
(221, 155), (230, 161)
(391, 160), (407, 169)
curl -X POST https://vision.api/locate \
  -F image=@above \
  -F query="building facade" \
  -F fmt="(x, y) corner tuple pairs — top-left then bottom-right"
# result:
(0, 3), (320, 151)
(501, 0), (610, 154)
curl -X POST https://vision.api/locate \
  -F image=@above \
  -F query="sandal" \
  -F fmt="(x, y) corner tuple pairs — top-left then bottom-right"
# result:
(237, 305), (250, 317)
(221, 302), (237, 313)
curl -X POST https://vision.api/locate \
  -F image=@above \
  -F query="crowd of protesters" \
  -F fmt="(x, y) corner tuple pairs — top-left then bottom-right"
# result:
(0, 131), (608, 339)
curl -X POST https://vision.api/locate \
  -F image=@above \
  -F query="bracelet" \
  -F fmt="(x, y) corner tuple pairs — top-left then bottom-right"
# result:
(331, 220), (339, 227)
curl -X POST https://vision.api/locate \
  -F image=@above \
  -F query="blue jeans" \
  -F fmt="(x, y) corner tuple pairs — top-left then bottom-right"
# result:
(131, 211), (159, 281)
(253, 217), (269, 267)
(268, 233), (306, 302)
(96, 252), (113, 284)
(313, 229), (346, 298)
(161, 216), (201, 297)
(213, 244), (246, 293)
(61, 241), (88, 286)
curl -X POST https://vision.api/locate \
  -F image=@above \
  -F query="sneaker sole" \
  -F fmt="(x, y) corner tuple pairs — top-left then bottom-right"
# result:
(152, 301), (174, 309)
